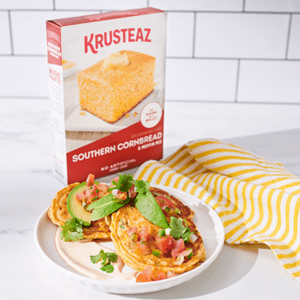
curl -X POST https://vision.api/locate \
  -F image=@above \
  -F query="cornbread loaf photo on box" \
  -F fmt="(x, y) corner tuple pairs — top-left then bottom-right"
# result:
(77, 50), (156, 124)
(46, 8), (166, 184)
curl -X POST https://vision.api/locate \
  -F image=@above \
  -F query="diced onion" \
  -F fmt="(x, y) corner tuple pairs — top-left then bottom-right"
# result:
(165, 228), (171, 235)
(112, 189), (118, 196)
(82, 200), (86, 207)
(174, 255), (184, 265)
(162, 206), (167, 210)
(167, 271), (176, 278)
(134, 186), (137, 192)
(190, 233), (197, 243)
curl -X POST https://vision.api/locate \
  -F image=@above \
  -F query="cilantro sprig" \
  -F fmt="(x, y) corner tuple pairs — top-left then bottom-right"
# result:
(108, 173), (134, 193)
(90, 249), (118, 273)
(169, 217), (193, 242)
(60, 218), (84, 242)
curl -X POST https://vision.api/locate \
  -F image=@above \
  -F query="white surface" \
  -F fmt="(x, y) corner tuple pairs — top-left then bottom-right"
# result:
(195, 13), (289, 59)
(149, 0), (243, 11)
(288, 15), (300, 59)
(0, 11), (11, 54)
(167, 12), (194, 57)
(245, 0), (300, 12)
(1, 98), (300, 299)
(34, 185), (225, 294)
(238, 60), (300, 103)
(165, 59), (237, 101)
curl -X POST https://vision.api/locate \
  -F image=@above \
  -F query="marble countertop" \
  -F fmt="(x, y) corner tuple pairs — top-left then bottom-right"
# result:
(1, 98), (300, 299)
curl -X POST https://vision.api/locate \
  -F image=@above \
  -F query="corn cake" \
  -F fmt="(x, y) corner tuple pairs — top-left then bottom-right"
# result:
(77, 50), (156, 124)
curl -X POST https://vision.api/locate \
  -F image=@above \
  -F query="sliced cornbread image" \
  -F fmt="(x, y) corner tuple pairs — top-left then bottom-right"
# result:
(77, 50), (156, 124)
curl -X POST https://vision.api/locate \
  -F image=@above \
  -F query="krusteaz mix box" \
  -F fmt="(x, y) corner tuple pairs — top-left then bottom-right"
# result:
(46, 8), (167, 184)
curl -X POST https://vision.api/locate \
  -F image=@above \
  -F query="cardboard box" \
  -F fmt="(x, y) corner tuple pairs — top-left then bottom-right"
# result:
(46, 8), (167, 184)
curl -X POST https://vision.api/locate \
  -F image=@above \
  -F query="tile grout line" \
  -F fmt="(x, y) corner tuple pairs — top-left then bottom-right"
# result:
(1, 97), (299, 105)
(165, 99), (300, 105)
(147, 0), (150, 7)
(1, 54), (300, 62)
(166, 56), (300, 61)
(285, 14), (293, 59)
(7, 10), (14, 55)
(242, 0), (246, 11)
(192, 12), (197, 58)
(0, 9), (299, 14)
(234, 59), (241, 103)
(53, 0), (56, 10)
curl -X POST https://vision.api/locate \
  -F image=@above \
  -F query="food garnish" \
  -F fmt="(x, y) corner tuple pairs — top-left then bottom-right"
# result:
(87, 193), (131, 220)
(83, 173), (169, 229)
(169, 217), (193, 241)
(90, 249), (118, 273)
(60, 218), (84, 242)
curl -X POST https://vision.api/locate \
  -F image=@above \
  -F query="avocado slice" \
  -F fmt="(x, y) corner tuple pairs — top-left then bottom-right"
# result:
(67, 181), (99, 226)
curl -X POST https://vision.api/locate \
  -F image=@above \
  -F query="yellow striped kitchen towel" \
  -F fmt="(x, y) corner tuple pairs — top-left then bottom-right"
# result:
(135, 139), (300, 281)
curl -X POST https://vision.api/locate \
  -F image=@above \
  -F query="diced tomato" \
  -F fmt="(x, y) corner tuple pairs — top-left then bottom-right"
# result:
(76, 192), (85, 202)
(85, 187), (97, 199)
(131, 241), (150, 255)
(171, 238), (185, 259)
(137, 242), (150, 254)
(143, 266), (152, 281)
(128, 185), (137, 199)
(96, 183), (108, 198)
(136, 266), (168, 283)
(86, 174), (94, 187)
(136, 266), (152, 282)
(151, 269), (167, 281)
(109, 176), (119, 188)
(138, 227), (150, 242)
(156, 235), (174, 253)
(127, 227), (138, 237)
(155, 195), (173, 208)
(136, 273), (149, 283)
(178, 249), (192, 258)
(116, 191), (127, 201)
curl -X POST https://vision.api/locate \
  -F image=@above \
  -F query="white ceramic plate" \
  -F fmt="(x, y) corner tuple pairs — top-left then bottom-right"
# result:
(34, 185), (224, 294)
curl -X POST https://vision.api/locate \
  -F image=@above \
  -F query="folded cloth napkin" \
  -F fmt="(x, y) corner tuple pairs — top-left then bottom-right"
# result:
(135, 139), (300, 281)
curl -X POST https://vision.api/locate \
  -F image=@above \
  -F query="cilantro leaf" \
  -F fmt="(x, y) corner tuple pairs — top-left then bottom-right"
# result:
(169, 217), (186, 239)
(134, 179), (150, 194)
(90, 249), (117, 273)
(181, 228), (194, 242)
(108, 173), (134, 192)
(90, 249), (106, 264)
(60, 218), (84, 242)
(101, 264), (114, 273)
(106, 252), (118, 263)
(169, 217), (194, 241)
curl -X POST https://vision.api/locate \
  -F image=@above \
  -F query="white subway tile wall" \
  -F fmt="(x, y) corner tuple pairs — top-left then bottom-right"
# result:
(288, 15), (300, 59)
(167, 12), (194, 57)
(238, 60), (300, 103)
(166, 59), (238, 101)
(0, 56), (48, 97)
(194, 13), (289, 59)
(0, 0), (299, 104)
(245, 0), (300, 12)
(149, 0), (243, 11)
(55, 0), (147, 10)
(0, 12), (11, 54)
